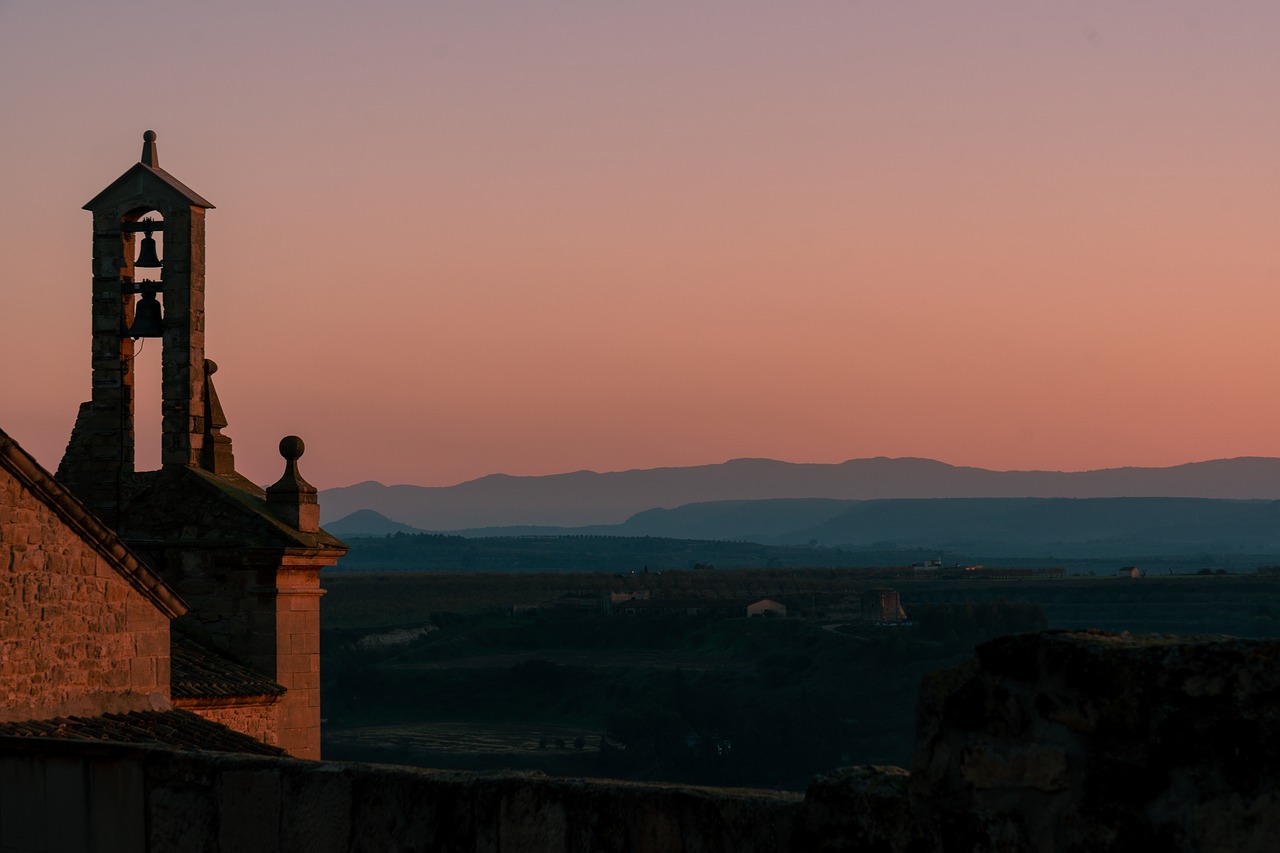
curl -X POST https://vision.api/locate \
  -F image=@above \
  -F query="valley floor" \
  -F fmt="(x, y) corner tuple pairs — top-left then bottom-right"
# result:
(320, 570), (1280, 789)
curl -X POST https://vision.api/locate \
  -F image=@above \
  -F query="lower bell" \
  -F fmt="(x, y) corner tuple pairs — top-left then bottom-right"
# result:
(128, 286), (164, 338)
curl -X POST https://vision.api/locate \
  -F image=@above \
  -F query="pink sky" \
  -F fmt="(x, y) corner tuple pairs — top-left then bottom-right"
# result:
(3, 2), (1280, 489)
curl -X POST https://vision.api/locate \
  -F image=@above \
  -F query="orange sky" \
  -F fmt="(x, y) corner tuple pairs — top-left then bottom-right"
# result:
(3, 3), (1280, 488)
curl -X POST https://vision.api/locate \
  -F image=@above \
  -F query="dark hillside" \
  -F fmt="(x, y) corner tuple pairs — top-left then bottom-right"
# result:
(320, 571), (1280, 788)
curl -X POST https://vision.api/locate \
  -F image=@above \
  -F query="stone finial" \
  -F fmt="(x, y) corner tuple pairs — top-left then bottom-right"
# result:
(141, 130), (159, 168)
(266, 435), (319, 532)
(199, 360), (237, 475)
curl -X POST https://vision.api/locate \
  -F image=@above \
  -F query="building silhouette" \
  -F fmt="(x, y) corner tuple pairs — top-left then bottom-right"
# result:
(2, 131), (345, 757)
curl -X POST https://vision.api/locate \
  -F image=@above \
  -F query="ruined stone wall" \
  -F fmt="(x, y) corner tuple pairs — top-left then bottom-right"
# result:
(0, 467), (169, 722)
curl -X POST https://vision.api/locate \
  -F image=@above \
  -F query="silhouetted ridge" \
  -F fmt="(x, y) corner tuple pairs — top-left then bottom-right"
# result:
(321, 456), (1280, 531)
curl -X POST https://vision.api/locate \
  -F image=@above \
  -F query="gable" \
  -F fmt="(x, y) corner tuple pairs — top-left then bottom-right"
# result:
(0, 428), (186, 618)
(83, 162), (214, 212)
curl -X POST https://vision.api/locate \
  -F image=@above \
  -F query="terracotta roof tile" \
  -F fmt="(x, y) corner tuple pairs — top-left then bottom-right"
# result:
(0, 710), (285, 756)
(171, 634), (286, 700)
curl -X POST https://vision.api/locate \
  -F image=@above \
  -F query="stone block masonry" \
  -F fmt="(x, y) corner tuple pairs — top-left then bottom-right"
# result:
(274, 572), (324, 759)
(0, 464), (170, 722)
(194, 704), (281, 748)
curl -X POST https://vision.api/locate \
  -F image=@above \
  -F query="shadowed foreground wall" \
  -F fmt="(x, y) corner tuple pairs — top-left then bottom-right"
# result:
(1, 631), (1276, 853)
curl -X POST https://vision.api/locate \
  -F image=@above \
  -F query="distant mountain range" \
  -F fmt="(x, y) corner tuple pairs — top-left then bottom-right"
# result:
(320, 456), (1280, 531)
(327, 497), (1280, 560)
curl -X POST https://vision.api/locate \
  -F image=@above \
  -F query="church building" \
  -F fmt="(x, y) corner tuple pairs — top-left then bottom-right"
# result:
(1, 132), (346, 758)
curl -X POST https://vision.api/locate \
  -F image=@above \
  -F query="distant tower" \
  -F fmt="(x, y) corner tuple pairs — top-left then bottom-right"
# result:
(57, 132), (346, 759)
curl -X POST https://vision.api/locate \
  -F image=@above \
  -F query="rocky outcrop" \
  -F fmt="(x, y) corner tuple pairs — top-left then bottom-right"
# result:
(911, 630), (1280, 852)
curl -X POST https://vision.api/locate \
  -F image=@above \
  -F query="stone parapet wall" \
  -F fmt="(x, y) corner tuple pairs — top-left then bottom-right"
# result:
(2, 631), (1278, 852)
(0, 741), (813, 853)
(0, 466), (170, 722)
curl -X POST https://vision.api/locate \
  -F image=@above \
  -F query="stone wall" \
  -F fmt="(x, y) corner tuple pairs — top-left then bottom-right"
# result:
(0, 740), (812, 853)
(0, 466), (170, 722)
(183, 702), (280, 749)
(2, 631), (1278, 852)
(144, 546), (325, 758)
(145, 547), (268, 669)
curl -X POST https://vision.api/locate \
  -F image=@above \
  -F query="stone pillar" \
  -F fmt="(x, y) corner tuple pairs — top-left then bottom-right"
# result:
(56, 210), (138, 524)
(263, 437), (327, 757)
(158, 204), (206, 469)
(273, 560), (326, 758)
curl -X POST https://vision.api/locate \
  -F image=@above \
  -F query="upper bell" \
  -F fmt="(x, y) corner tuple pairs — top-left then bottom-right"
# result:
(134, 232), (162, 268)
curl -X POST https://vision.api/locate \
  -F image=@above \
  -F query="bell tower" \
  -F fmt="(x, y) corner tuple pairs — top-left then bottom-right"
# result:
(58, 130), (216, 523)
(57, 131), (347, 759)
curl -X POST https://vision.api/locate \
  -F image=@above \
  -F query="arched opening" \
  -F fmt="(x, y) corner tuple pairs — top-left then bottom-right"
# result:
(123, 208), (165, 471)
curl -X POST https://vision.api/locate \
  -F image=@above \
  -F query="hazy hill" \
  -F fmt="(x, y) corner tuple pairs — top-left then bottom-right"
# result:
(327, 509), (424, 537)
(319, 456), (1280, 531)
(335, 497), (1280, 569)
(612, 497), (1280, 557)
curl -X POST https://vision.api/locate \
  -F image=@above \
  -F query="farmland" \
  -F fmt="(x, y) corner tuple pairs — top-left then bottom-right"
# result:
(320, 568), (1280, 789)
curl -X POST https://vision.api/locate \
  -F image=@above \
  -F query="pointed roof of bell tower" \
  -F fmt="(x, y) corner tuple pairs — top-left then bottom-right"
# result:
(83, 130), (215, 212)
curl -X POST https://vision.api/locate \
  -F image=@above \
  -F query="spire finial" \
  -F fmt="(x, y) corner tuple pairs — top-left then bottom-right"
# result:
(141, 130), (158, 168)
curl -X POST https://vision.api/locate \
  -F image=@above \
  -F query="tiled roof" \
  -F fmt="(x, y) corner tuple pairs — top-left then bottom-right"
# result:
(84, 160), (215, 211)
(171, 633), (286, 701)
(0, 710), (285, 756)
(117, 465), (347, 554)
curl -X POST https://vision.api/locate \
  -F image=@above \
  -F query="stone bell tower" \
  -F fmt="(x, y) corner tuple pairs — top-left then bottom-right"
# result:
(58, 130), (217, 524)
(57, 132), (346, 759)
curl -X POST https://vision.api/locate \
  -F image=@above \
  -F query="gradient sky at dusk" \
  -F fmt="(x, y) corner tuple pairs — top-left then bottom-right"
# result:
(3, 2), (1280, 489)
